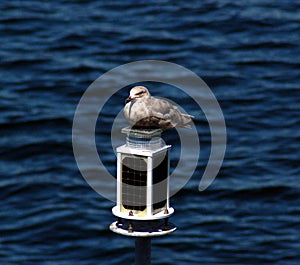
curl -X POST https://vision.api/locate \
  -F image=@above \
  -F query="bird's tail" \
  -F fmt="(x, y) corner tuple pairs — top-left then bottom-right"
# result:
(179, 114), (194, 128)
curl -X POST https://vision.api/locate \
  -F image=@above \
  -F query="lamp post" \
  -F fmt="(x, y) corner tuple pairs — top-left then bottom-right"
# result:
(110, 127), (176, 264)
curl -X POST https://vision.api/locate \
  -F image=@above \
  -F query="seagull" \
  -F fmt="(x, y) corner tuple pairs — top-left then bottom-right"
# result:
(124, 86), (193, 130)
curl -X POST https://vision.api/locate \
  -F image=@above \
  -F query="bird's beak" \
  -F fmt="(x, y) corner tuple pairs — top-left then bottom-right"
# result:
(125, 96), (133, 104)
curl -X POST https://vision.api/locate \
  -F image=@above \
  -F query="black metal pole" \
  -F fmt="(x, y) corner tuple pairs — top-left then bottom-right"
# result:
(135, 237), (151, 265)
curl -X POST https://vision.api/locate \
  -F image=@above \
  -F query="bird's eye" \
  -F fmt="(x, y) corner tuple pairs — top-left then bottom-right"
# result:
(136, 91), (144, 95)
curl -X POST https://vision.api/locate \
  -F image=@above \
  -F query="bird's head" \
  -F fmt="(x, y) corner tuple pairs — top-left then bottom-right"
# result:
(125, 86), (150, 104)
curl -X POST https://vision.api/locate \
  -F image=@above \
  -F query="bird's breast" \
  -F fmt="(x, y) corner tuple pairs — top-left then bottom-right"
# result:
(124, 100), (151, 123)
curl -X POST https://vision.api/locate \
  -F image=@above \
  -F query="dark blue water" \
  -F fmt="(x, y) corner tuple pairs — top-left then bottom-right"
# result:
(1, 0), (300, 264)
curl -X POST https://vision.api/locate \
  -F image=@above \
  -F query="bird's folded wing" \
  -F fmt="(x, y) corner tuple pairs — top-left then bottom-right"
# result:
(146, 97), (176, 117)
